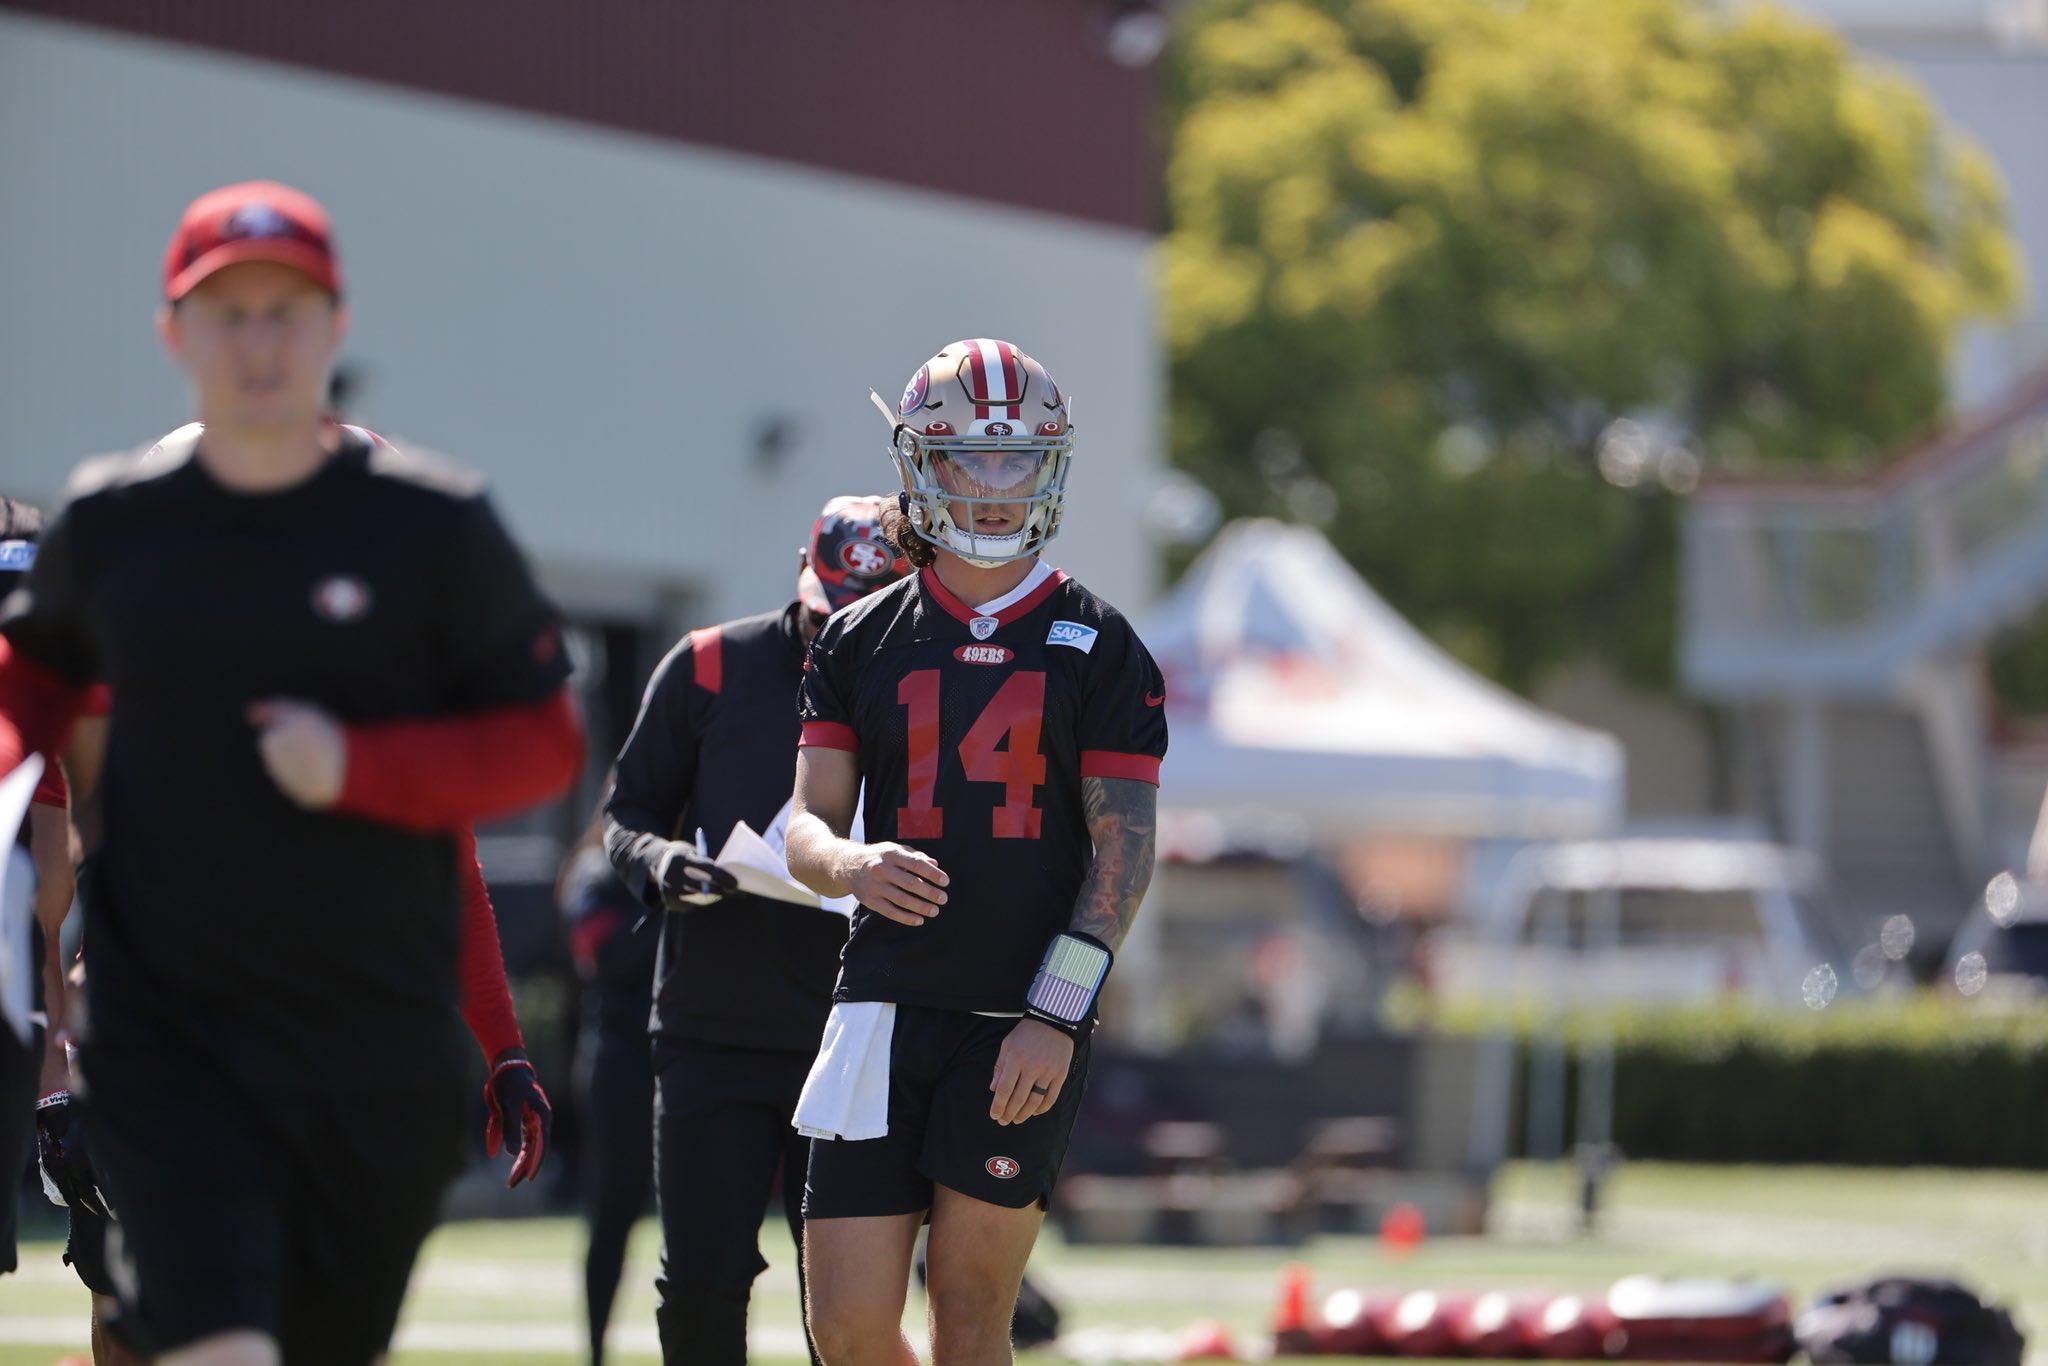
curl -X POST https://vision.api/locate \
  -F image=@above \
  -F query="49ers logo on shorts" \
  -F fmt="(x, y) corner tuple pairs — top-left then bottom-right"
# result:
(839, 539), (894, 578)
(986, 1156), (1021, 1180)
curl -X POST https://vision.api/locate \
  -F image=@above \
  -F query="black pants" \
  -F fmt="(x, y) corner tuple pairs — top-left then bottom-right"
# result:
(652, 1037), (817, 1366)
(87, 1052), (466, 1365)
(0, 1020), (36, 1276)
(578, 1013), (654, 1366)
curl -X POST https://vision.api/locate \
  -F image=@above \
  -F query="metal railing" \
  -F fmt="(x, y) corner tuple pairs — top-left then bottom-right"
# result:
(1683, 373), (2048, 693)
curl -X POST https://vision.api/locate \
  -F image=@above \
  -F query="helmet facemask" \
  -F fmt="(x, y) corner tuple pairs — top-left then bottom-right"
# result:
(873, 339), (1075, 569)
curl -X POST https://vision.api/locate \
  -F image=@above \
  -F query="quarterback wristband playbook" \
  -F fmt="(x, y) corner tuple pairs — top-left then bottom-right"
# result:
(1024, 932), (1113, 1037)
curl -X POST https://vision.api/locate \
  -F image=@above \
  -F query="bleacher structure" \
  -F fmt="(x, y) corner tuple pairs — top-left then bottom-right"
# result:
(1681, 368), (2048, 958)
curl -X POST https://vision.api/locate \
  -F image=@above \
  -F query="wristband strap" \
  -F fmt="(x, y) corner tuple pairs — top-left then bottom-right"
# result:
(35, 1089), (69, 1112)
(1023, 932), (1112, 1037)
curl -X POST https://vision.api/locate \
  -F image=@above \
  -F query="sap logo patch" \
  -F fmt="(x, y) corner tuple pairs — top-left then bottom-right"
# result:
(1046, 620), (1098, 654)
(0, 539), (35, 572)
(954, 645), (1014, 666)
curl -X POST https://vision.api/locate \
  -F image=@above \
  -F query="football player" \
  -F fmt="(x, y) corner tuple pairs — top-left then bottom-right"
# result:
(788, 340), (1166, 1364)
(0, 180), (581, 1366)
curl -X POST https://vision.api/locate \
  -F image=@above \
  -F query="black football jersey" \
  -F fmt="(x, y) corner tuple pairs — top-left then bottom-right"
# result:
(605, 603), (849, 1051)
(0, 426), (569, 1092)
(799, 567), (1166, 1013)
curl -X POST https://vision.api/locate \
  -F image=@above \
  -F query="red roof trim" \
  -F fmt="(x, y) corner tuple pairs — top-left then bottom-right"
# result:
(7, 0), (1156, 232)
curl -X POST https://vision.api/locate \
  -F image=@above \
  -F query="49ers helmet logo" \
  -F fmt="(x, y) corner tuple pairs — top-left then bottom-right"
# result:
(986, 1156), (1021, 1180)
(900, 365), (931, 415)
(839, 539), (893, 578)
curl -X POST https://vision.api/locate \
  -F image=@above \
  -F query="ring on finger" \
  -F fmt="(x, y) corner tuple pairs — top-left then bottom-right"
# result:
(1029, 1082), (1050, 1096)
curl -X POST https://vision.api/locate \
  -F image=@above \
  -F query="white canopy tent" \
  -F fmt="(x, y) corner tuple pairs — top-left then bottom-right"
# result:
(1142, 519), (1625, 843)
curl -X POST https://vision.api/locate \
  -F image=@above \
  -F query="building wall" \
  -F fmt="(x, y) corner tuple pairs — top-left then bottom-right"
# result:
(0, 11), (1164, 627)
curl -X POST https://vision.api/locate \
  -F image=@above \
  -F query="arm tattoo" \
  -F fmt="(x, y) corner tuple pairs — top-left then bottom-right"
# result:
(1070, 776), (1157, 951)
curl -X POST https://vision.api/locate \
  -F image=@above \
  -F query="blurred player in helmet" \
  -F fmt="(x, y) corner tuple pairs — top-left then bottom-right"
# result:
(788, 339), (1166, 1364)
(0, 180), (582, 1366)
(604, 495), (910, 1364)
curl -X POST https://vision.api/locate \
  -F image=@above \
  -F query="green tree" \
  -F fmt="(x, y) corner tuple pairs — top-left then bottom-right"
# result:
(1164, 0), (2021, 689)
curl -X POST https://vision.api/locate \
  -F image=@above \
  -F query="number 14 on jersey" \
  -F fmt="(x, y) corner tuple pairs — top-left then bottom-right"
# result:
(897, 670), (1046, 840)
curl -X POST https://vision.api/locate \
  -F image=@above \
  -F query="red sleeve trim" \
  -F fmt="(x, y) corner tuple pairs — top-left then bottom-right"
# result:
(32, 763), (68, 809)
(1079, 751), (1161, 784)
(336, 689), (585, 832)
(800, 721), (859, 751)
(455, 824), (525, 1063)
(0, 636), (84, 794)
(690, 627), (723, 694)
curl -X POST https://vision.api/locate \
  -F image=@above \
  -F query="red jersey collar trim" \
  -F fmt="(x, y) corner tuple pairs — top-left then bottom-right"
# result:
(919, 566), (1069, 629)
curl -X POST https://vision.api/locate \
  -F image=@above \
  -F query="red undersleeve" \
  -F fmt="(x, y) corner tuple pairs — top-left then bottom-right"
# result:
(337, 690), (584, 832)
(455, 823), (525, 1063)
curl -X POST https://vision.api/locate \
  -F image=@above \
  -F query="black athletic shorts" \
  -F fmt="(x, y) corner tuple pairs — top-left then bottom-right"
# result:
(66, 1203), (115, 1296)
(85, 1049), (466, 1365)
(803, 1005), (1090, 1219)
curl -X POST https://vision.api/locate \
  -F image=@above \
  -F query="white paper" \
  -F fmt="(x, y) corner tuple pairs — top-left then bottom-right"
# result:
(675, 791), (869, 918)
(0, 754), (48, 1045)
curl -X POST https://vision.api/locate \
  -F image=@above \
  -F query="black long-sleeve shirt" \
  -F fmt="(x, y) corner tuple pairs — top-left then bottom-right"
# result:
(0, 428), (570, 1093)
(604, 602), (846, 1051)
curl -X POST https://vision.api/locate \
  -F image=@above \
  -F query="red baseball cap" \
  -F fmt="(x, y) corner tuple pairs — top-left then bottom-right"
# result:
(162, 181), (343, 302)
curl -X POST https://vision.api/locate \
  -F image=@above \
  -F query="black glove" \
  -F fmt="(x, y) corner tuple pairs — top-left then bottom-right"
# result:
(483, 1056), (554, 1189)
(656, 841), (738, 909)
(35, 1090), (111, 1217)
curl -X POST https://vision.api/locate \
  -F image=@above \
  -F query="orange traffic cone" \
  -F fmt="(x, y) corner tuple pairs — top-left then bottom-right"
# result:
(1380, 1201), (1426, 1258)
(1272, 1260), (1317, 1355)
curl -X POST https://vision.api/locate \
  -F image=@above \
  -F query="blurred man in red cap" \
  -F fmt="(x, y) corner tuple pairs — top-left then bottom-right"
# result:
(0, 180), (584, 1366)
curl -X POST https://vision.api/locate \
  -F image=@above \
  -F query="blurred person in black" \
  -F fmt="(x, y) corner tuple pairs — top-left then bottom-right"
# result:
(559, 803), (658, 1366)
(787, 340), (1165, 1366)
(0, 180), (583, 1366)
(42, 748), (553, 1366)
(604, 496), (910, 1364)
(0, 495), (77, 1284)
(40, 686), (553, 1366)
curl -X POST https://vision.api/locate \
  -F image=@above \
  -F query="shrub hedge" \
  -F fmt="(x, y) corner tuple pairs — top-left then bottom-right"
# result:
(1428, 997), (2048, 1166)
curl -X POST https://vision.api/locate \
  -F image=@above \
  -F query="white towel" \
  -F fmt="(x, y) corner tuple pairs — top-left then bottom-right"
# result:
(794, 1001), (895, 1141)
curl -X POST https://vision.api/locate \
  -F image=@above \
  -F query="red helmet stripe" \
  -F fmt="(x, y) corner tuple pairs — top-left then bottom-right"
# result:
(970, 338), (1012, 403)
(996, 341), (1024, 405)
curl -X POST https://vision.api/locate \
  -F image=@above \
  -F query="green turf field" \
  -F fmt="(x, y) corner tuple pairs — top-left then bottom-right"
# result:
(2, 1163), (2043, 1364)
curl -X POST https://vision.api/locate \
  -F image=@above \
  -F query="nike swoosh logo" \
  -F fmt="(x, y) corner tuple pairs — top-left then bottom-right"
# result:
(1144, 692), (1165, 707)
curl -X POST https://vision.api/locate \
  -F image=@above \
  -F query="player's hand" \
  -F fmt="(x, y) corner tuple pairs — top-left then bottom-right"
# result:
(247, 698), (347, 809)
(483, 1054), (553, 1188)
(34, 1090), (111, 1216)
(656, 843), (738, 909)
(989, 1018), (1073, 1126)
(843, 843), (948, 926)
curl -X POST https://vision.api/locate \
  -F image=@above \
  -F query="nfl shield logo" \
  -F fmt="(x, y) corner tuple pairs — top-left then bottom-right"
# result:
(970, 616), (999, 641)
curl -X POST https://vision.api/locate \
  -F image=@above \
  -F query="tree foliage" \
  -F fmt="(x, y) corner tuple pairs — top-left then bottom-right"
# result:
(1163, 0), (2021, 689)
